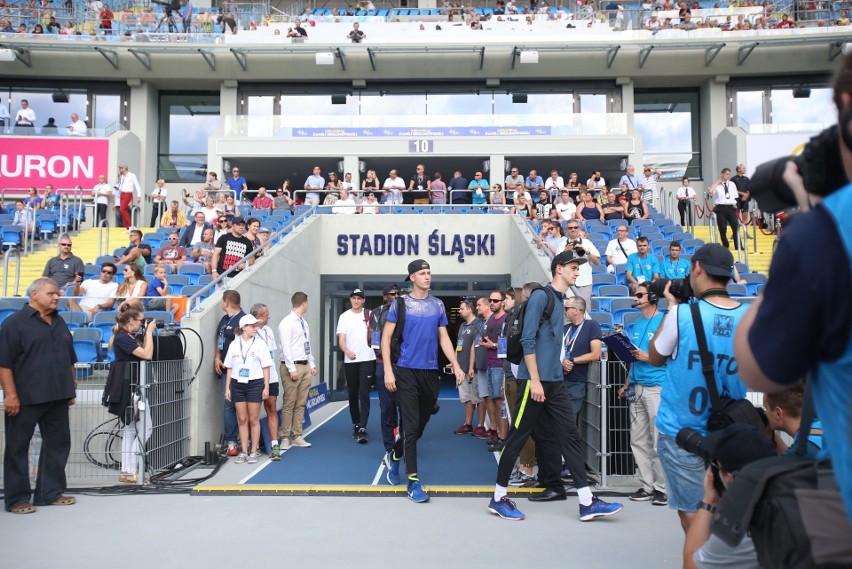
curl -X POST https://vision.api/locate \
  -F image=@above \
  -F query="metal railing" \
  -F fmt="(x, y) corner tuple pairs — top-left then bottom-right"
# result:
(0, 356), (193, 485)
(2, 247), (21, 297)
(130, 205), (141, 229)
(97, 218), (110, 258)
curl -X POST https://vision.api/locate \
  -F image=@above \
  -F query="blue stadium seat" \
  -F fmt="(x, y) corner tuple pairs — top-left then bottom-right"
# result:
(145, 310), (174, 324)
(168, 274), (191, 286)
(726, 283), (748, 297)
(661, 226), (680, 238)
(589, 311), (613, 332)
(177, 264), (205, 284)
(38, 214), (57, 239)
(622, 311), (643, 329)
(610, 298), (639, 325)
(0, 298), (26, 310)
(650, 239), (670, 256)
(61, 310), (89, 328)
(734, 262), (749, 275)
(74, 340), (100, 364)
(0, 307), (18, 327)
(631, 219), (653, 228)
(2, 225), (23, 249)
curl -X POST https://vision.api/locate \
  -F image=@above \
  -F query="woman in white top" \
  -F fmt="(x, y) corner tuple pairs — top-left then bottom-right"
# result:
(116, 264), (147, 310)
(200, 196), (218, 223)
(150, 180), (168, 227)
(361, 192), (379, 215)
(676, 176), (697, 227)
(224, 314), (272, 464)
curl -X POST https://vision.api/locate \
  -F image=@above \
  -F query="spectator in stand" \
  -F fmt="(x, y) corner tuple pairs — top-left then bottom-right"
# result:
(602, 191), (625, 220)
(100, 3), (114, 34)
(145, 264), (178, 316)
(575, 191), (605, 224)
(199, 196), (218, 223)
(251, 187), (274, 210)
(625, 236), (661, 295)
(362, 170), (380, 196)
(154, 231), (188, 274)
(525, 169), (544, 203)
(179, 211), (211, 248)
(468, 171), (490, 207)
(66, 113), (87, 136)
(223, 194), (240, 220)
(115, 264), (146, 311)
(116, 163), (142, 231)
(449, 170), (470, 204)
(12, 200), (35, 233)
(273, 184), (293, 211)
(554, 190), (577, 220)
(545, 169), (565, 202)
(211, 217), (254, 282)
(160, 200), (187, 230)
(776, 12), (795, 29)
(660, 241), (690, 279)
(504, 167), (525, 202)
(303, 165), (325, 205)
(24, 187), (42, 210)
(149, 180), (168, 227)
(115, 230), (149, 268)
(408, 164), (430, 205)
(490, 183), (508, 211)
(605, 224), (637, 274)
(586, 170), (606, 197)
(640, 166), (663, 205)
(333, 186), (357, 214)
(382, 169), (406, 205)
(14, 99), (35, 128)
(565, 221), (600, 306)
(512, 192), (537, 221)
(189, 228), (215, 273)
(361, 192), (380, 214)
(625, 188), (650, 222)
(225, 166), (247, 202)
(430, 172), (447, 205)
(42, 235), (84, 291)
(69, 262), (118, 319)
(347, 21), (365, 42)
(202, 172), (222, 194)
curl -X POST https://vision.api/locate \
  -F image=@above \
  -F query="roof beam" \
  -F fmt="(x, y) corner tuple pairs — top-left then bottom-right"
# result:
(93, 46), (118, 69)
(606, 45), (620, 68)
(128, 48), (151, 71)
(367, 47), (377, 71)
(737, 42), (758, 66)
(638, 45), (653, 68)
(335, 47), (346, 71)
(705, 43), (724, 66)
(478, 46), (485, 70)
(230, 48), (247, 71)
(830, 41), (844, 61)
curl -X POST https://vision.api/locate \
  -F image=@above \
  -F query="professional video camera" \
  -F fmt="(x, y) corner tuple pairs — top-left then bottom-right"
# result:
(152, 0), (181, 14)
(747, 124), (849, 214)
(647, 277), (693, 303)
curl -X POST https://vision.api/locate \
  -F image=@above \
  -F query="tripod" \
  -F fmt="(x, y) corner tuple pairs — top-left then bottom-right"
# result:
(155, 9), (181, 32)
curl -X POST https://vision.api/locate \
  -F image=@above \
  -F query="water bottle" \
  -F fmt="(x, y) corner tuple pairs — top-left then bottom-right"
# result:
(600, 343), (608, 362)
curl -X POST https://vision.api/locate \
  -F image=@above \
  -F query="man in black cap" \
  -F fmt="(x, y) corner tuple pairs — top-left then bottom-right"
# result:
(211, 216), (254, 282)
(369, 284), (401, 454)
(684, 424), (776, 569)
(381, 260), (465, 503)
(649, 243), (750, 535)
(488, 250), (624, 521)
(337, 288), (376, 444)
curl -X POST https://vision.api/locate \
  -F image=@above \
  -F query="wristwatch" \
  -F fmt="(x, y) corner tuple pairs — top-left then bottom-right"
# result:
(696, 501), (717, 514)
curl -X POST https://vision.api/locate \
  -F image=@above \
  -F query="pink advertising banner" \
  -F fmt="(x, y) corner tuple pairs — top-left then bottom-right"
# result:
(0, 137), (110, 191)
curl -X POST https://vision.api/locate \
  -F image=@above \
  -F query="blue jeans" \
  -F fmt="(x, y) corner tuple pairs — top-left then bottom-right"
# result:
(220, 371), (238, 443)
(657, 431), (705, 512)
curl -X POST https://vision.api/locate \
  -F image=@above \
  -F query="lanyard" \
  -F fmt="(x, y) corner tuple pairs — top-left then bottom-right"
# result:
(563, 321), (585, 357)
(220, 312), (239, 336)
(299, 317), (309, 342)
(238, 337), (256, 365)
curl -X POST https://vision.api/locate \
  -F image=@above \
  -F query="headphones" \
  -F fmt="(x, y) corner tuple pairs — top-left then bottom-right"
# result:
(646, 286), (659, 304)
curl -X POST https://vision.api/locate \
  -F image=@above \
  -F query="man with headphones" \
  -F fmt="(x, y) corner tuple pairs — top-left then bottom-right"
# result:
(619, 281), (667, 506)
(736, 52), (852, 523)
(649, 243), (749, 535)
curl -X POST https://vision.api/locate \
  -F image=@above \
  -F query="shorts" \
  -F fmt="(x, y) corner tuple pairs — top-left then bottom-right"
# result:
(459, 375), (482, 404)
(477, 367), (504, 399)
(267, 379), (279, 398)
(229, 378), (264, 403)
(146, 297), (167, 310)
(657, 431), (706, 512)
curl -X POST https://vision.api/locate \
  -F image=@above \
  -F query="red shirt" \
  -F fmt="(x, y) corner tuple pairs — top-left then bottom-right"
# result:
(252, 196), (273, 209)
(100, 9), (113, 28)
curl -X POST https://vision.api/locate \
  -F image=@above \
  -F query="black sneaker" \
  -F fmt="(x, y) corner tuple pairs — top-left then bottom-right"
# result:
(629, 488), (653, 502)
(651, 491), (668, 506)
(357, 428), (368, 444)
(487, 439), (505, 452)
(352, 425), (359, 439)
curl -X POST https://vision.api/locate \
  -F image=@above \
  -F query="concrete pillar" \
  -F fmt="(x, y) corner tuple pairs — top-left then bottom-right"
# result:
(208, 80), (240, 180)
(127, 79), (158, 226)
(342, 155), (360, 191)
(490, 154), (506, 184)
(619, 79), (644, 172)
(701, 76), (730, 183)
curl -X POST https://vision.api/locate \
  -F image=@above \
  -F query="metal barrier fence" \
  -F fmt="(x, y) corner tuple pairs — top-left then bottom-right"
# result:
(0, 358), (193, 487)
(582, 359), (638, 489)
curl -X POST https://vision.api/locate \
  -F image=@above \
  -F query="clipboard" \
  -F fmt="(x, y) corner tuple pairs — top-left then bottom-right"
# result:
(602, 333), (639, 363)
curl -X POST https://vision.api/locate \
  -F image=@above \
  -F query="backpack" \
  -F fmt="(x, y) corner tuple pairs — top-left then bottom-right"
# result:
(503, 285), (555, 365)
(371, 297), (405, 363)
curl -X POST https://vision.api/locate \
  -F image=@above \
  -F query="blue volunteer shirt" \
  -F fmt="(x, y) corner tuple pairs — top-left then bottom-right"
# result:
(629, 312), (666, 387)
(626, 252), (660, 283)
(387, 294), (448, 370)
(660, 256), (690, 279)
(656, 300), (749, 438)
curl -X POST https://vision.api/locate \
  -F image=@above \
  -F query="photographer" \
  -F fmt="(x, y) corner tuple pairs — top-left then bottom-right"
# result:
(649, 243), (750, 534)
(103, 306), (157, 484)
(735, 52), (852, 522)
(683, 424), (776, 569)
(563, 221), (600, 306)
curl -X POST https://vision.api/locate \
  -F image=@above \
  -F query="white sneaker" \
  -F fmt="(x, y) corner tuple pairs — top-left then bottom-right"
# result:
(234, 452), (247, 464)
(247, 452), (260, 464)
(280, 438), (291, 450)
(291, 436), (311, 448)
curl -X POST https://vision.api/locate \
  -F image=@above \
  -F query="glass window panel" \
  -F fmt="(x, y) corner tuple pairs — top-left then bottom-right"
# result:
(770, 87), (836, 125)
(427, 93), (492, 115)
(635, 90), (700, 179)
(280, 94), (358, 116)
(94, 94), (121, 130)
(247, 95), (275, 116)
(158, 94), (220, 182)
(359, 93), (426, 116)
(579, 93), (607, 114)
(735, 90), (764, 128)
(494, 92), (572, 115)
(8, 91), (88, 135)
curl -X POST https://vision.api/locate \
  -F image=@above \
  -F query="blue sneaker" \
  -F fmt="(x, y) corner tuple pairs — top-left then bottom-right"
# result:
(384, 451), (400, 486)
(579, 496), (624, 521)
(488, 496), (525, 521)
(407, 480), (430, 503)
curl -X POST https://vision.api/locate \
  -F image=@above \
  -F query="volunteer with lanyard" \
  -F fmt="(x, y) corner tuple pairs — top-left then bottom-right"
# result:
(250, 303), (282, 460)
(214, 290), (245, 457)
(560, 296), (602, 431)
(708, 167), (740, 250)
(223, 314), (272, 465)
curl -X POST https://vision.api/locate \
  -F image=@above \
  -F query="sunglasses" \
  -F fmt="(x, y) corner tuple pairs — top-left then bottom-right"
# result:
(101, 270), (114, 275)
(488, 298), (502, 303)
(218, 219), (228, 223)
(59, 243), (72, 247)
(634, 293), (648, 298)
(566, 226), (579, 230)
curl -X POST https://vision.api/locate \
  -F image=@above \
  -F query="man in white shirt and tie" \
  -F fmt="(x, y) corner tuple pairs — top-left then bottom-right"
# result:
(278, 291), (317, 449)
(708, 167), (740, 250)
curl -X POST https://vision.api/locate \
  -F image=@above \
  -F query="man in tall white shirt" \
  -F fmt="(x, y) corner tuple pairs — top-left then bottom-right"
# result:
(708, 167), (740, 250)
(337, 289), (376, 444)
(640, 166), (663, 206)
(251, 303), (283, 460)
(278, 291), (317, 449)
(116, 163), (141, 231)
(604, 224), (637, 274)
(66, 113), (87, 136)
(544, 169), (565, 202)
(14, 99), (35, 127)
(303, 166), (325, 206)
(382, 169), (406, 205)
(92, 174), (112, 226)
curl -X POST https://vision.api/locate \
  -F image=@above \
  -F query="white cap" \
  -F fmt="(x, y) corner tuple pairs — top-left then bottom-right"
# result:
(239, 314), (259, 328)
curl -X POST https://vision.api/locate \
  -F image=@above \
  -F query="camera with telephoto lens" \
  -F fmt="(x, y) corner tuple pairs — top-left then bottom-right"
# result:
(144, 318), (166, 329)
(676, 427), (726, 496)
(569, 239), (586, 256)
(648, 277), (693, 303)
(748, 124), (848, 215)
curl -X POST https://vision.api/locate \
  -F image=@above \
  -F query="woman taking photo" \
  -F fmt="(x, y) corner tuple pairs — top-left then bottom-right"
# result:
(223, 314), (273, 464)
(116, 264), (146, 310)
(104, 306), (157, 484)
